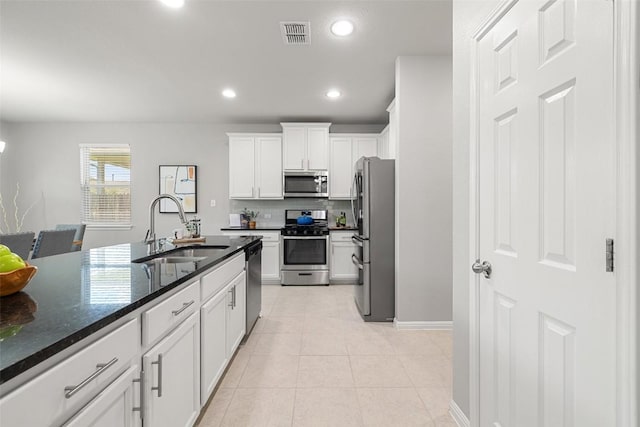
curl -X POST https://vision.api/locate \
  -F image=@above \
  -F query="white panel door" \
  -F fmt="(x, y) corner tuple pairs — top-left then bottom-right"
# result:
(229, 137), (256, 199)
(283, 127), (306, 170)
(306, 127), (329, 170)
(330, 241), (358, 281)
(261, 241), (281, 281)
(63, 366), (140, 427)
(475, 1), (615, 426)
(226, 272), (246, 356)
(144, 312), (200, 427)
(200, 289), (228, 406)
(329, 137), (353, 199)
(256, 136), (283, 199)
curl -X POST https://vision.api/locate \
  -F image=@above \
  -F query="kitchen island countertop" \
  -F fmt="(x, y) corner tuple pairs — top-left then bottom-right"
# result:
(0, 235), (260, 385)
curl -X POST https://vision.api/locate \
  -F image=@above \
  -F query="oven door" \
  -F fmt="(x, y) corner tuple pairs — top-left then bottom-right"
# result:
(281, 236), (329, 270)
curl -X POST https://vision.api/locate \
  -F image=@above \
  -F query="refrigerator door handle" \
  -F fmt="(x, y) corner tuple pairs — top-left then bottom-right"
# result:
(351, 235), (364, 247)
(351, 254), (364, 270)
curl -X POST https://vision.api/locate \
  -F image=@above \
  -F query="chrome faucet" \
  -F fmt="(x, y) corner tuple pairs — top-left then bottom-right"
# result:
(145, 194), (188, 253)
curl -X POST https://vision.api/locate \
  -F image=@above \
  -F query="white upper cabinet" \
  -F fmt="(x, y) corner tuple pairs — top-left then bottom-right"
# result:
(228, 133), (283, 199)
(281, 123), (330, 171)
(329, 134), (378, 200)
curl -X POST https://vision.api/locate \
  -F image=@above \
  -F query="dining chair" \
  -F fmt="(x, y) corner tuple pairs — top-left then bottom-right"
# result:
(55, 224), (86, 251)
(31, 229), (76, 259)
(0, 231), (36, 260)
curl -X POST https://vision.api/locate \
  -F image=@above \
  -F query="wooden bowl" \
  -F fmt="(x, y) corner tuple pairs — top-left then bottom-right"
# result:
(0, 264), (38, 297)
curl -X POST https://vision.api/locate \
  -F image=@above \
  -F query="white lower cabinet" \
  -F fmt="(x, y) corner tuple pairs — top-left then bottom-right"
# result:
(226, 272), (246, 355)
(200, 287), (228, 405)
(143, 312), (200, 427)
(261, 241), (280, 281)
(330, 231), (358, 282)
(63, 365), (141, 427)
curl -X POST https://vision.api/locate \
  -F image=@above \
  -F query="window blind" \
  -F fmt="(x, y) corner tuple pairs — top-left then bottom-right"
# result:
(80, 144), (131, 226)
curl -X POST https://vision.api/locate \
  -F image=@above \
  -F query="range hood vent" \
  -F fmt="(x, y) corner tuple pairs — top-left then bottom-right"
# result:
(280, 21), (310, 45)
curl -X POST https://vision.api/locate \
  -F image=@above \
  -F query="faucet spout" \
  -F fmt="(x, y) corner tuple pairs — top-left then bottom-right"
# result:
(145, 194), (188, 252)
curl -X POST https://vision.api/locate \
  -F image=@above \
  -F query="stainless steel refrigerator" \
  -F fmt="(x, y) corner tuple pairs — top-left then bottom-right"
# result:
(351, 156), (395, 322)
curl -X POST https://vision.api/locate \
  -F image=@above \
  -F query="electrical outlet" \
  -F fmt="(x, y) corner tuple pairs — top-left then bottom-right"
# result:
(264, 213), (271, 219)
(210, 199), (216, 207)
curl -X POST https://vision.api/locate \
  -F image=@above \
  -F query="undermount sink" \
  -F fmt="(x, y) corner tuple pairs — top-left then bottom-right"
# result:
(132, 245), (231, 265)
(142, 256), (208, 264)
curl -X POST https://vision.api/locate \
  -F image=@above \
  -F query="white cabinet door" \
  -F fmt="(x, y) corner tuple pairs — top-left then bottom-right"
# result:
(144, 312), (200, 427)
(256, 136), (283, 199)
(261, 241), (281, 281)
(329, 137), (353, 199)
(229, 137), (256, 199)
(330, 241), (358, 281)
(283, 127), (306, 170)
(63, 366), (140, 427)
(226, 272), (246, 357)
(200, 290), (228, 406)
(306, 127), (329, 170)
(352, 136), (378, 161)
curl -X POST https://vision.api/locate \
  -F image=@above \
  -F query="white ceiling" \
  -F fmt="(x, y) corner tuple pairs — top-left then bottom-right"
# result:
(0, 0), (452, 125)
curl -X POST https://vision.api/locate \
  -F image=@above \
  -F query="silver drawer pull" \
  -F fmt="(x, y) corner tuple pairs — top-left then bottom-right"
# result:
(171, 300), (195, 316)
(64, 357), (118, 399)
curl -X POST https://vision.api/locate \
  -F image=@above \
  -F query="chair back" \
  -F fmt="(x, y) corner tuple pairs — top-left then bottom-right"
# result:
(55, 224), (87, 251)
(0, 232), (35, 260)
(31, 229), (76, 259)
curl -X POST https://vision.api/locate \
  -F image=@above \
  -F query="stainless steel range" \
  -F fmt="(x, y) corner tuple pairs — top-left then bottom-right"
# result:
(281, 209), (329, 285)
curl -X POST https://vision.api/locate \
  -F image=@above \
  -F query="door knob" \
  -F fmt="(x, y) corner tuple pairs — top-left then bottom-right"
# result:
(472, 259), (492, 279)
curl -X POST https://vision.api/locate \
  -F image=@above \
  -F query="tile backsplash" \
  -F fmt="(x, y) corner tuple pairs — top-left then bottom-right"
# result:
(229, 199), (354, 227)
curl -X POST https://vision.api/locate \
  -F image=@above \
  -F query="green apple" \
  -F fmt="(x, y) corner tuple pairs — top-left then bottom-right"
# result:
(0, 253), (26, 273)
(0, 244), (10, 257)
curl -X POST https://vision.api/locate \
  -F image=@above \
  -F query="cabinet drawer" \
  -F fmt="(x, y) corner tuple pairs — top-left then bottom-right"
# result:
(257, 232), (280, 242)
(331, 231), (355, 242)
(201, 253), (245, 302)
(0, 318), (139, 427)
(143, 281), (200, 346)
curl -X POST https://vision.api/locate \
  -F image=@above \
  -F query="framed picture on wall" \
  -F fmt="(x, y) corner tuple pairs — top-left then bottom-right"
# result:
(159, 165), (197, 213)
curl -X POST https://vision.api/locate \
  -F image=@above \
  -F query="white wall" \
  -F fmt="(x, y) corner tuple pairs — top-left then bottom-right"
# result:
(452, 0), (505, 419)
(0, 122), (383, 249)
(394, 56), (452, 323)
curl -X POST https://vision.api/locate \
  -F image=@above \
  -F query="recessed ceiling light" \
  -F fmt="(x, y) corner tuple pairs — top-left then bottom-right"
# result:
(222, 89), (237, 99)
(326, 89), (341, 99)
(331, 20), (354, 37)
(159, 0), (185, 9)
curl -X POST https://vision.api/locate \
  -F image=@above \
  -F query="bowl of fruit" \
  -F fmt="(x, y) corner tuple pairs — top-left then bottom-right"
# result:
(0, 244), (37, 297)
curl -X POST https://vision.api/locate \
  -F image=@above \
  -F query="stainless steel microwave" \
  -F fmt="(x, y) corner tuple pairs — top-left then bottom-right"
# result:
(283, 171), (328, 198)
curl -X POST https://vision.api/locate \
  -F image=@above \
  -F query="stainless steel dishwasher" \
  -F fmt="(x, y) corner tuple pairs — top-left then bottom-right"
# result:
(244, 240), (262, 340)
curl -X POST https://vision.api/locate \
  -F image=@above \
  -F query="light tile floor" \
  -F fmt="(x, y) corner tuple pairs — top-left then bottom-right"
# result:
(197, 284), (456, 427)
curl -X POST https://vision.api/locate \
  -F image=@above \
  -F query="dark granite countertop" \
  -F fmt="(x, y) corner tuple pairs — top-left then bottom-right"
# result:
(0, 235), (260, 385)
(328, 227), (357, 231)
(221, 226), (283, 231)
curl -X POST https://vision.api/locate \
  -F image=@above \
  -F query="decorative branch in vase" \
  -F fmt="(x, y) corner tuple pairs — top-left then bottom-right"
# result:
(0, 183), (38, 233)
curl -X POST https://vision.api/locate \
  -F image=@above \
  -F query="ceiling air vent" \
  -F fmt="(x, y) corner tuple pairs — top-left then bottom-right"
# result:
(280, 21), (310, 45)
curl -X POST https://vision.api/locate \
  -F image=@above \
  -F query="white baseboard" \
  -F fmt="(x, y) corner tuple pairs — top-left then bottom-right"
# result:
(393, 319), (453, 330)
(449, 400), (470, 427)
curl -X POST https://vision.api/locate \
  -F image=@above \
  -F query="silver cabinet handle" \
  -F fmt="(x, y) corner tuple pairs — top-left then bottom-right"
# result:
(228, 288), (234, 308)
(472, 259), (492, 279)
(257, 187), (261, 198)
(301, 159), (304, 169)
(132, 370), (144, 416)
(171, 300), (195, 316)
(233, 285), (237, 308)
(151, 354), (163, 397)
(351, 254), (364, 270)
(64, 357), (118, 398)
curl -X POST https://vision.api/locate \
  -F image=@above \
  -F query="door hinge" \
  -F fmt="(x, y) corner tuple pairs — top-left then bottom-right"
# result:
(606, 238), (614, 272)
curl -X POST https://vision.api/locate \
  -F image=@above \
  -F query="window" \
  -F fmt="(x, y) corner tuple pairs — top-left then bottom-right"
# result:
(80, 144), (131, 227)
